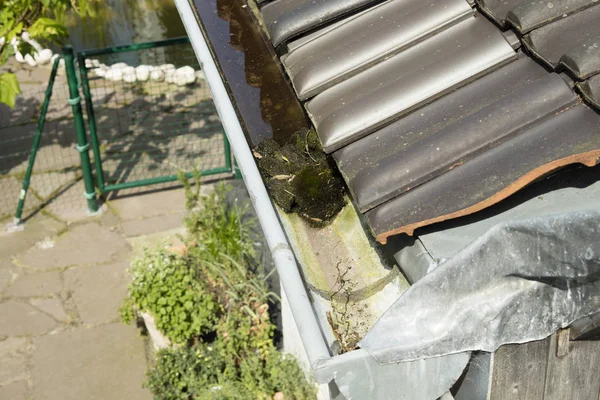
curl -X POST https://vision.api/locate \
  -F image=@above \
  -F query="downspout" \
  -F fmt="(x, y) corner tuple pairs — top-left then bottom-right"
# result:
(174, 0), (332, 370)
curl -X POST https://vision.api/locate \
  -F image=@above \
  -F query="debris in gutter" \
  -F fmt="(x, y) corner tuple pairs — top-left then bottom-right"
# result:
(254, 130), (346, 225)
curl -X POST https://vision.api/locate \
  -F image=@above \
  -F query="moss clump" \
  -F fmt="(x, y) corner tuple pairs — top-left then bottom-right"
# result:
(254, 130), (346, 225)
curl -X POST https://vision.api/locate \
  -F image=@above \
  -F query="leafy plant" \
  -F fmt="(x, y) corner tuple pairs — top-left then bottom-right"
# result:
(147, 345), (315, 400)
(120, 248), (220, 344)
(0, 0), (96, 107)
(121, 178), (316, 399)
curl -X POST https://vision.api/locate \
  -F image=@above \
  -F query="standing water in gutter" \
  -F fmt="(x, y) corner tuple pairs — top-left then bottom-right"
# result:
(192, 0), (347, 223)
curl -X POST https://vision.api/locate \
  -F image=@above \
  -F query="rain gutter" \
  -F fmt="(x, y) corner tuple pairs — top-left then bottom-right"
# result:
(174, 0), (332, 369)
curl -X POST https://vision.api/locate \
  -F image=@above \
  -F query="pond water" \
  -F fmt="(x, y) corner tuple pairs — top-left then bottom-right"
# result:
(64, 0), (310, 145)
(65, 0), (186, 51)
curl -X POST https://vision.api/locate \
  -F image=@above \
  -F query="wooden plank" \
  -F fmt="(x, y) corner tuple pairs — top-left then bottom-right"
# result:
(490, 338), (550, 400)
(544, 334), (600, 400)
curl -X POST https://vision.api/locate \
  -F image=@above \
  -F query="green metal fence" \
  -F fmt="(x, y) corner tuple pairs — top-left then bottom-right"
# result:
(1, 57), (84, 223)
(78, 37), (233, 195)
(2, 37), (233, 224)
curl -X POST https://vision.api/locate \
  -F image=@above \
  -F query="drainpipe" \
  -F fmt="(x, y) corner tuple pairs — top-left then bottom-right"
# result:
(174, 0), (331, 369)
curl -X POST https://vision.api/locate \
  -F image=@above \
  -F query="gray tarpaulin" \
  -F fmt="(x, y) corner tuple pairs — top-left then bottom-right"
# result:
(360, 212), (600, 364)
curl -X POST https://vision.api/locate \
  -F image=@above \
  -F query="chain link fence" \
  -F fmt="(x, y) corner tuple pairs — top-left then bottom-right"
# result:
(0, 37), (232, 224)
(0, 60), (84, 222)
(79, 37), (232, 195)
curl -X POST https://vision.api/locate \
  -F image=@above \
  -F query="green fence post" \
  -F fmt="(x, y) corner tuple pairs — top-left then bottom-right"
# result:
(234, 158), (242, 180)
(77, 52), (106, 193)
(223, 133), (233, 170)
(14, 57), (61, 224)
(63, 46), (99, 214)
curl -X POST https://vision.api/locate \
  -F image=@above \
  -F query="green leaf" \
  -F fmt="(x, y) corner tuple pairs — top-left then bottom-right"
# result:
(28, 18), (69, 44)
(0, 73), (21, 108)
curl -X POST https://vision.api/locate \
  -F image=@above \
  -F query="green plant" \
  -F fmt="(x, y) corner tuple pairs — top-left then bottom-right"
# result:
(120, 248), (220, 344)
(0, 0), (96, 107)
(147, 345), (315, 400)
(181, 172), (255, 267)
(121, 179), (316, 399)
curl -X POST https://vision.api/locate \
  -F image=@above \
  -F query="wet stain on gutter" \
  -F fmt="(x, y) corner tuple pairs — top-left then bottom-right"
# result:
(191, 0), (309, 146)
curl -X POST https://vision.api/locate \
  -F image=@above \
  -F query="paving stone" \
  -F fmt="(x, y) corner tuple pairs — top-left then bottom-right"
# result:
(127, 227), (187, 259)
(30, 298), (69, 322)
(32, 323), (152, 400)
(99, 208), (121, 228)
(5, 271), (62, 298)
(0, 337), (29, 385)
(110, 188), (187, 220)
(121, 211), (184, 237)
(64, 262), (129, 324)
(0, 380), (28, 399)
(29, 171), (78, 200)
(0, 214), (65, 260)
(0, 176), (42, 221)
(0, 259), (14, 294)
(0, 300), (57, 336)
(18, 223), (129, 270)
(44, 180), (92, 223)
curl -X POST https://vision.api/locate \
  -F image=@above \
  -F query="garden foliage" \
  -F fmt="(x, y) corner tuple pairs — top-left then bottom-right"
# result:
(121, 176), (315, 400)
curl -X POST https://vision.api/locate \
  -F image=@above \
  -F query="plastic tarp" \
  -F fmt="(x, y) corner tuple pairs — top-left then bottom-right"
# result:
(360, 212), (600, 363)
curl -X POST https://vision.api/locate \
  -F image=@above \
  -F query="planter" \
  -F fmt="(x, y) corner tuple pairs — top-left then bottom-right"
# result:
(141, 311), (171, 351)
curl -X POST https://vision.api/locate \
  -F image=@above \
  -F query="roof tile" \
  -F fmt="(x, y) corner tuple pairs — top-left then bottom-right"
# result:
(334, 58), (578, 212)
(307, 15), (516, 153)
(522, 4), (600, 69)
(506, 0), (599, 34)
(261, 0), (381, 47)
(366, 105), (600, 242)
(282, 0), (474, 100)
(578, 74), (600, 110)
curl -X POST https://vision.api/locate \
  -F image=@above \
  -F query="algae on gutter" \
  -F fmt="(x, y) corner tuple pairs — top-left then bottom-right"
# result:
(277, 199), (410, 353)
(278, 201), (399, 298)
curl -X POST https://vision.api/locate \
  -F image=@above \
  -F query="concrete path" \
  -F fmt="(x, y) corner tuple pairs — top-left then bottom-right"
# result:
(0, 186), (194, 400)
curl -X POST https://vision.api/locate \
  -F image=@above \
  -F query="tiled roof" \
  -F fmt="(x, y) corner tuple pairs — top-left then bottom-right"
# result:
(258, 0), (600, 242)
(522, 4), (600, 71)
(580, 74), (600, 109)
(261, 0), (382, 47)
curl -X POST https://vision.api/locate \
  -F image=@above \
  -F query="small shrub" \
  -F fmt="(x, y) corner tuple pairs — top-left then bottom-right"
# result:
(119, 249), (220, 344)
(147, 345), (315, 400)
(121, 177), (316, 399)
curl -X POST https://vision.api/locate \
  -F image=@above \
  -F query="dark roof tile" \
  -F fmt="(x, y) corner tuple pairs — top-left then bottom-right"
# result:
(560, 37), (600, 80)
(261, 0), (380, 47)
(366, 105), (600, 242)
(307, 15), (516, 153)
(522, 4), (600, 69)
(506, 0), (599, 34)
(578, 74), (600, 110)
(334, 58), (578, 212)
(282, 0), (474, 100)
(476, 0), (521, 26)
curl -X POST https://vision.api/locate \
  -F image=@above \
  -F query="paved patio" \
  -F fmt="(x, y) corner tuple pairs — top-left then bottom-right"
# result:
(0, 186), (197, 400)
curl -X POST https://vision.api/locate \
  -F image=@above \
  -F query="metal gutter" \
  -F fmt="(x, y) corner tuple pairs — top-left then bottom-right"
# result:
(175, 2), (470, 398)
(174, 0), (332, 369)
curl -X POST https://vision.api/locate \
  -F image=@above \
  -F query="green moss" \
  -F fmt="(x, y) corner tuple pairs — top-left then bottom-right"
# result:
(254, 130), (346, 225)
